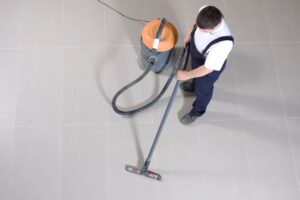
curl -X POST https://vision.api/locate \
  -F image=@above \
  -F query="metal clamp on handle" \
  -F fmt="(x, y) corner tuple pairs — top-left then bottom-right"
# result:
(152, 18), (167, 50)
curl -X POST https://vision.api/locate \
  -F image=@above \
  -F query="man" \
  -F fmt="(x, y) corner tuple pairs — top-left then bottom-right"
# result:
(176, 5), (234, 125)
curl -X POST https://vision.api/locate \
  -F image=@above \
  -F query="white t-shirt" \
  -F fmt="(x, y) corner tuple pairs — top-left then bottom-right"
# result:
(194, 6), (233, 71)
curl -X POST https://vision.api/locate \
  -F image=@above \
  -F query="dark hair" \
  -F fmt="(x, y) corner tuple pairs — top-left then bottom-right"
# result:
(196, 6), (223, 29)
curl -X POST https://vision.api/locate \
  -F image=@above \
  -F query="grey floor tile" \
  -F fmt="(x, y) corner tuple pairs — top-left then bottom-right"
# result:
(0, 50), (18, 127)
(20, 0), (62, 46)
(158, 173), (205, 200)
(0, 127), (14, 200)
(108, 122), (158, 200)
(155, 122), (205, 200)
(224, 0), (269, 43)
(0, 0), (20, 48)
(232, 44), (283, 119)
(286, 118), (300, 190)
(63, 0), (105, 46)
(63, 47), (109, 125)
(243, 119), (300, 200)
(271, 43), (300, 117)
(12, 126), (61, 200)
(104, 0), (146, 46)
(263, 0), (300, 42)
(61, 125), (108, 200)
(197, 120), (252, 200)
(16, 48), (63, 126)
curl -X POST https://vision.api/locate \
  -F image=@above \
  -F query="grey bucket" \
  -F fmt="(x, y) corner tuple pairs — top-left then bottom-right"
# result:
(140, 39), (175, 73)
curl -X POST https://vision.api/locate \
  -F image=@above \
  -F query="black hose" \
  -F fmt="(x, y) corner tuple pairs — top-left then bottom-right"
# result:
(111, 46), (189, 116)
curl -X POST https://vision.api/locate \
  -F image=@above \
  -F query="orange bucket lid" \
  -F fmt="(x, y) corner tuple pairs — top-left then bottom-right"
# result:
(141, 19), (178, 52)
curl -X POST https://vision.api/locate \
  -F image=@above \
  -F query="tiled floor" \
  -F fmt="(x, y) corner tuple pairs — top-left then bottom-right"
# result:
(1, 0), (300, 200)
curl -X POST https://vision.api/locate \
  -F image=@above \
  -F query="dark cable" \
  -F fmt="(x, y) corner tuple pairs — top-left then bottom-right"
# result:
(96, 0), (150, 23)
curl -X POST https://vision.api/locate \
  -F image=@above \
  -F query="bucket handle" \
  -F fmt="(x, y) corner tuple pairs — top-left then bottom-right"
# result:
(152, 18), (167, 50)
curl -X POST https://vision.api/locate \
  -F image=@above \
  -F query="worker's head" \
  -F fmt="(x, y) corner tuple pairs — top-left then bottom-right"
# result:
(196, 6), (223, 33)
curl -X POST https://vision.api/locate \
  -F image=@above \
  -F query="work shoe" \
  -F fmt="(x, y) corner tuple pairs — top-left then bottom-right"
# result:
(180, 82), (195, 94)
(180, 113), (198, 125)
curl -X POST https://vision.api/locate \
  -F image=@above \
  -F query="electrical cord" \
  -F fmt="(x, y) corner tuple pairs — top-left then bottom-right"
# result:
(96, 0), (150, 23)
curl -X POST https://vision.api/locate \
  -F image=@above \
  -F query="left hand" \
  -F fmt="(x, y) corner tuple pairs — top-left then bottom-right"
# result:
(176, 70), (191, 81)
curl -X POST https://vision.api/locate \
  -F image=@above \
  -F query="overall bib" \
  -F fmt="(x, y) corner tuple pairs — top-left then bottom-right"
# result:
(189, 27), (234, 117)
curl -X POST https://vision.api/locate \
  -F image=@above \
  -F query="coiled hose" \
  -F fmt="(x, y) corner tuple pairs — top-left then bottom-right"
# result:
(112, 45), (190, 115)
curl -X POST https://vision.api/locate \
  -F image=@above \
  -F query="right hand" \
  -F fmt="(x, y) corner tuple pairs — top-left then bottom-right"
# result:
(176, 70), (191, 81)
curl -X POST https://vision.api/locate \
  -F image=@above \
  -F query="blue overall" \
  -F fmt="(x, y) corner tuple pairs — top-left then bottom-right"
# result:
(189, 27), (234, 117)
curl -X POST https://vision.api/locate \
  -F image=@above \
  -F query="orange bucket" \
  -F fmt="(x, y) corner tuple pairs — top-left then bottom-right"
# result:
(141, 19), (178, 52)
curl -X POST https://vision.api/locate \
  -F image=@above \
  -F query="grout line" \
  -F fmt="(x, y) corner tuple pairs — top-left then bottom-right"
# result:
(270, 41), (300, 44)
(240, 119), (256, 200)
(236, 41), (300, 45)
(61, 0), (65, 48)
(12, 1), (23, 197)
(230, 42), (255, 200)
(195, 120), (207, 200)
(15, 124), (63, 128)
(59, 1), (64, 199)
(203, 173), (207, 200)
(2, 42), (300, 51)
(103, 3), (110, 130)
(17, 0), (24, 49)
(14, 0), (23, 127)
(11, 116), (300, 129)
(200, 116), (285, 122)
(18, 45), (106, 49)
(2, 41), (300, 50)
(0, 48), (20, 50)
(12, 121), (153, 129)
(288, 116), (300, 120)
(60, 123), (107, 126)
(101, 3), (111, 141)
(103, 0), (107, 47)
(6, 44), (139, 49)
(58, 124), (62, 200)
(106, 123), (110, 200)
(11, 1), (23, 197)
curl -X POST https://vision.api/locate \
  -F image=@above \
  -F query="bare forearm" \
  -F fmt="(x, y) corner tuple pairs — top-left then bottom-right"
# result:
(176, 65), (213, 81)
(189, 65), (212, 78)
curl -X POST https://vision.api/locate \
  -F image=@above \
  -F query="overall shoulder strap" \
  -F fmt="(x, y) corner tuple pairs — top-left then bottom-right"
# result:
(202, 36), (234, 55)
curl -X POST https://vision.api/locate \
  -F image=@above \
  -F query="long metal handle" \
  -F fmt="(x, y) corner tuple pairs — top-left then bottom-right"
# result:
(142, 80), (181, 171)
(142, 45), (190, 172)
